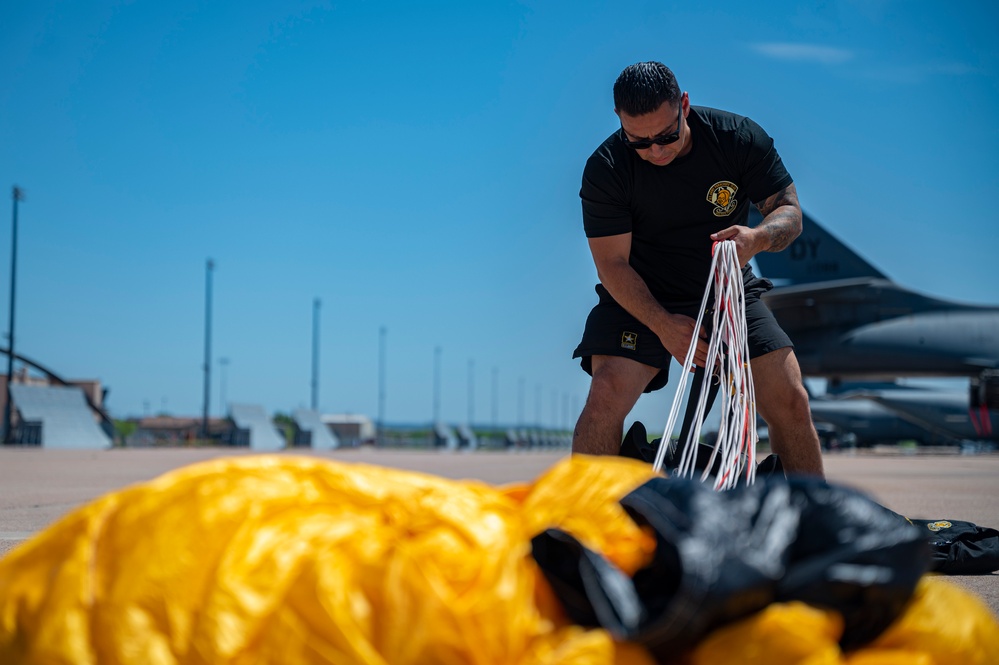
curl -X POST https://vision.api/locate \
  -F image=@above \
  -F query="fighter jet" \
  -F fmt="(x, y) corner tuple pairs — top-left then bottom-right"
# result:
(807, 380), (999, 446)
(851, 386), (998, 443)
(807, 390), (936, 447)
(751, 209), (999, 414)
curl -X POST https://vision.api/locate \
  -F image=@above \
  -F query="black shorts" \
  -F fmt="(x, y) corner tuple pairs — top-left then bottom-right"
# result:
(572, 277), (792, 393)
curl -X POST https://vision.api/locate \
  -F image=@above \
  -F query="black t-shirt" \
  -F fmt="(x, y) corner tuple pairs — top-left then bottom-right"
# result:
(580, 106), (792, 309)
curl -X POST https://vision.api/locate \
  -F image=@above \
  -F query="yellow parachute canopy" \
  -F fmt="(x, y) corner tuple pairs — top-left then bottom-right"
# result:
(0, 454), (995, 664)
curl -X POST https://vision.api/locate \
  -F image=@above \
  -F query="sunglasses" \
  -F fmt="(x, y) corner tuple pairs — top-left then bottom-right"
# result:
(620, 100), (683, 150)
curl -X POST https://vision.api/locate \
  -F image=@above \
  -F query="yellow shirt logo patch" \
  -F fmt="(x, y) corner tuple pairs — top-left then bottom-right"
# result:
(707, 181), (738, 217)
(926, 521), (953, 532)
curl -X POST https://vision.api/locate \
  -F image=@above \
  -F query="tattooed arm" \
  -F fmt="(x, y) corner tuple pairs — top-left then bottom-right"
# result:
(710, 183), (802, 266)
(753, 183), (802, 251)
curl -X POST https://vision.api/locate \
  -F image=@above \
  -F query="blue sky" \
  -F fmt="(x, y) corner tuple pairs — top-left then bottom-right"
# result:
(1, 0), (997, 430)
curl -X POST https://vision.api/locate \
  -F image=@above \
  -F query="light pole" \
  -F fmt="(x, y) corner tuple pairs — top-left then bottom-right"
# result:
(202, 259), (214, 439)
(491, 367), (498, 430)
(311, 298), (320, 411)
(433, 346), (442, 424)
(467, 359), (475, 426)
(377, 326), (386, 443)
(219, 357), (229, 418)
(2, 187), (24, 444)
(535, 383), (542, 428)
(562, 392), (569, 431)
(517, 376), (525, 428)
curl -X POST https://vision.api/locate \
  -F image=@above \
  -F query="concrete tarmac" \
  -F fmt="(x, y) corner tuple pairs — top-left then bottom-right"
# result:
(1, 446), (997, 616)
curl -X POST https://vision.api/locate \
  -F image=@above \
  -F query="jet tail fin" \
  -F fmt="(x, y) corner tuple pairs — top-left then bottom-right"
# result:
(751, 209), (886, 284)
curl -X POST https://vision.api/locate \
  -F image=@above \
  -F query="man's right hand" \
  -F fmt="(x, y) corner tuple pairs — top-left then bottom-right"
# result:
(658, 313), (708, 369)
(587, 234), (710, 368)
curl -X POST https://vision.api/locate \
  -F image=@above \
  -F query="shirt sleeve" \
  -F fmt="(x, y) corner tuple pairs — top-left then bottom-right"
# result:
(735, 117), (793, 205)
(580, 146), (633, 238)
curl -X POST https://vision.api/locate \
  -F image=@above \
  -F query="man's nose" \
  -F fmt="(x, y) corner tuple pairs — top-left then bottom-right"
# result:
(649, 143), (667, 157)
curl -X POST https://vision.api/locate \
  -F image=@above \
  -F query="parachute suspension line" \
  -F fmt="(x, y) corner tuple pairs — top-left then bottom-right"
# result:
(651, 240), (758, 489)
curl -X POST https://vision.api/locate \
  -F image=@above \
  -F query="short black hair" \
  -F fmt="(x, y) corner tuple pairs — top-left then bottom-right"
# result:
(613, 61), (680, 116)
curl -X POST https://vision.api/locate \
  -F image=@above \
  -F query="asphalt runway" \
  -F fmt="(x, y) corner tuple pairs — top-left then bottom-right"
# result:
(1, 446), (997, 617)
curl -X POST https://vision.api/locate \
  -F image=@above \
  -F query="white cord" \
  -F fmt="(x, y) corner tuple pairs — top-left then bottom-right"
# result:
(651, 241), (758, 489)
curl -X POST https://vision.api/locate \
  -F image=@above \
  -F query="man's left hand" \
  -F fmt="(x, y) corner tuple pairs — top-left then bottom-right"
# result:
(710, 226), (764, 267)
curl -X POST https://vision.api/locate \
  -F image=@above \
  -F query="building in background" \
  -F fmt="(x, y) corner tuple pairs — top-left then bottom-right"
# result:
(0, 370), (111, 448)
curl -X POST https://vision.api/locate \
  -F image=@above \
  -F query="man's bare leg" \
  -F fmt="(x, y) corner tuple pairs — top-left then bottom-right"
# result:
(573, 355), (659, 456)
(752, 347), (825, 477)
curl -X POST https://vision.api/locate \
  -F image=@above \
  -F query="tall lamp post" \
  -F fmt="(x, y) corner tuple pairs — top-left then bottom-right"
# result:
(202, 259), (214, 440)
(467, 359), (475, 426)
(432, 346), (442, 424)
(377, 326), (386, 444)
(491, 367), (498, 430)
(517, 377), (525, 428)
(219, 357), (229, 418)
(311, 298), (320, 411)
(2, 186), (24, 444)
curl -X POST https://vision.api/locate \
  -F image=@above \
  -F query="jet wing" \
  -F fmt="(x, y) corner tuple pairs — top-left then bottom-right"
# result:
(761, 277), (966, 333)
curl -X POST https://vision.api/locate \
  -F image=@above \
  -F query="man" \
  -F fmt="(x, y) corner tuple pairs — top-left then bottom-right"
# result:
(571, 61), (824, 477)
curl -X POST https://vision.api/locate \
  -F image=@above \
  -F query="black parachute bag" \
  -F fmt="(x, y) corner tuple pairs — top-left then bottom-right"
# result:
(872, 506), (999, 576)
(531, 475), (931, 661)
(620, 360), (783, 482)
(619, 420), (784, 481)
(908, 518), (999, 575)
